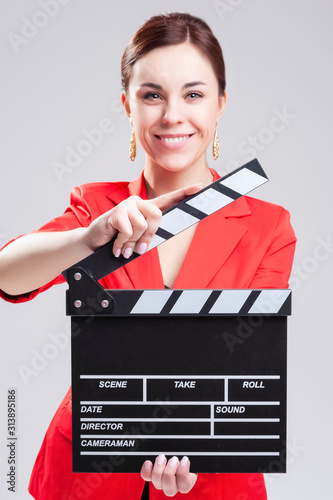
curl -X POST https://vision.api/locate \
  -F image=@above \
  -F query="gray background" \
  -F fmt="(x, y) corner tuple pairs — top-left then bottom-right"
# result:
(0, 0), (332, 498)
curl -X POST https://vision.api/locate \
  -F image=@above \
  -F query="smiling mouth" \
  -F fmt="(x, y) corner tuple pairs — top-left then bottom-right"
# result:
(156, 134), (193, 144)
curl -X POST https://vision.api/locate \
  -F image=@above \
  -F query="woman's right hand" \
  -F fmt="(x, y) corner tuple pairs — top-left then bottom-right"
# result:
(0, 184), (202, 296)
(83, 184), (203, 259)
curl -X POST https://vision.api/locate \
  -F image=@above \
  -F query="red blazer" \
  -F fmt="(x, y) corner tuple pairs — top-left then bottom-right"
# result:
(1, 170), (296, 500)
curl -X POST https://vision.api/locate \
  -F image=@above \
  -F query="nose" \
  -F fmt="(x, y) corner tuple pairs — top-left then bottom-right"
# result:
(161, 98), (184, 125)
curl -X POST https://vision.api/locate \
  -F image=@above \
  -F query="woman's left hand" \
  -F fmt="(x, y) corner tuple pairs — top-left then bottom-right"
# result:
(141, 455), (198, 496)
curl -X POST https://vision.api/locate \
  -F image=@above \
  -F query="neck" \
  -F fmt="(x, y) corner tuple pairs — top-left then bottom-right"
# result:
(143, 157), (214, 199)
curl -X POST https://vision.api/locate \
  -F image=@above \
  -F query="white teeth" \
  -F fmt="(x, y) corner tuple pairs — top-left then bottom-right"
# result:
(160, 135), (190, 144)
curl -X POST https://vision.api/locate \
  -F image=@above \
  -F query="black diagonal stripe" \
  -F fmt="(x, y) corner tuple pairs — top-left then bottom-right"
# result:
(159, 290), (183, 315)
(108, 290), (144, 315)
(211, 182), (241, 200)
(244, 159), (269, 179)
(276, 292), (292, 316)
(155, 226), (174, 240)
(178, 203), (209, 221)
(238, 290), (262, 315)
(199, 290), (222, 315)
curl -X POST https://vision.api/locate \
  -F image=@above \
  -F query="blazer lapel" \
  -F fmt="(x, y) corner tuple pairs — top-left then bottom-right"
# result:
(106, 173), (147, 205)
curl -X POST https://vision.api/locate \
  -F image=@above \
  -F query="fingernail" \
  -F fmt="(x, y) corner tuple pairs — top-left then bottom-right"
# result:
(123, 247), (133, 259)
(156, 454), (165, 466)
(169, 456), (179, 468)
(114, 248), (121, 258)
(144, 461), (152, 470)
(137, 242), (147, 255)
(180, 456), (188, 467)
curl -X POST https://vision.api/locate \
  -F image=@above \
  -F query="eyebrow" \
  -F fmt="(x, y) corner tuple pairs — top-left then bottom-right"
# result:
(183, 81), (207, 89)
(140, 83), (163, 90)
(140, 81), (207, 90)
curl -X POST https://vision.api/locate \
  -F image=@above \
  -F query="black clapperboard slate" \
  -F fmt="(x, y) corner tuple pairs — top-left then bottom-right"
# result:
(63, 159), (291, 473)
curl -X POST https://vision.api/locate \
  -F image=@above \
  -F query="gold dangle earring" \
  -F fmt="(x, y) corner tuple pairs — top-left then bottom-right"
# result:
(212, 124), (220, 161)
(129, 127), (136, 161)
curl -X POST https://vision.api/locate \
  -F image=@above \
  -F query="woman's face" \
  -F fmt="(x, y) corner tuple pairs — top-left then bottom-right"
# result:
(122, 42), (226, 175)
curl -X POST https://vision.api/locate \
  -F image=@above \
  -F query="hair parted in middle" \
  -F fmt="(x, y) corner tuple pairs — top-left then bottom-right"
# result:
(121, 12), (226, 96)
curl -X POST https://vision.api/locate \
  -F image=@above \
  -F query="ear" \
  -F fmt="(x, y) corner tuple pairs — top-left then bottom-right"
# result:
(216, 91), (227, 123)
(121, 92), (132, 123)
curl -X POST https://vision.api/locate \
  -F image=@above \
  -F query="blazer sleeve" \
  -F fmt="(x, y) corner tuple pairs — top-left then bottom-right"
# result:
(248, 207), (296, 289)
(0, 186), (93, 304)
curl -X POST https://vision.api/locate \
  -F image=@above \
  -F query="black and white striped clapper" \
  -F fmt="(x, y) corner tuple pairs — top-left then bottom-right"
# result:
(63, 158), (268, 282)
(65, 159), (291, 474)
(149, 158), (268, 250)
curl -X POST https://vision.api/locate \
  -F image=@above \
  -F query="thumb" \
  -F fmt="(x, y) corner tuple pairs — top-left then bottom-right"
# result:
(152, 184), (204, 212)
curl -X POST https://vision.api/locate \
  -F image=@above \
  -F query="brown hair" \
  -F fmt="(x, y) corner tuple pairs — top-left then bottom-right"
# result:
(121, 12), (226, 96)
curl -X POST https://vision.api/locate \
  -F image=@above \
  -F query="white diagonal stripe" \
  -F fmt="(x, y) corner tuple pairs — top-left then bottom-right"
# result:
(186, 188), (234, 215)
(160, 208), (199, 234)
(248, 290), (291, 314)
(148, 233), (166, 250)
(131, 290), (173, 314)
(170, 290), (212, 314)
(209, 290), (252, 314)
(220, 168), (266, 195)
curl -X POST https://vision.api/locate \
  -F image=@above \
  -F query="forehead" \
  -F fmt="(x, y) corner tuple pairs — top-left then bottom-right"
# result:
(130, 42), (218, 88)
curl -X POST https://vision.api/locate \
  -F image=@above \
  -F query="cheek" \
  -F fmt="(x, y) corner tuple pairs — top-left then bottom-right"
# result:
(132, 107), (160, 134)
(194, 103), (219, 130)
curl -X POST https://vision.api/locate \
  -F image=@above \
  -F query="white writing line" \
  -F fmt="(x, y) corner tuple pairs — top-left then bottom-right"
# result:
(81, 451), (280, 456)
(80, 401), (280, 406)
(79, 417), (279, 422)
(80, 375), (280, 380)
(210, 404), (214, 436)
(81, 418), (210, 422)
(80, 434), (280, 440)
(217, 418), (280, 422)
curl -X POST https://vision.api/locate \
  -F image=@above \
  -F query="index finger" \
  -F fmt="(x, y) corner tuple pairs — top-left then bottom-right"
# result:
(152, 184), (204, 212)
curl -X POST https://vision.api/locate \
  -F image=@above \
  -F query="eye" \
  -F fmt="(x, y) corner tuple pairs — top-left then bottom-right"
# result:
(143, 92), (162, 101)
(186, 92), (203, 100)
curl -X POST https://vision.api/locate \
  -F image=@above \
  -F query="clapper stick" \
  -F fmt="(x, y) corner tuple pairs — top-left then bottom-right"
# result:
(62, 159), (268, 283)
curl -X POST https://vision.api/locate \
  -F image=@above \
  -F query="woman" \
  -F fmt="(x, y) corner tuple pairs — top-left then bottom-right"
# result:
(0, 12), (296, 500)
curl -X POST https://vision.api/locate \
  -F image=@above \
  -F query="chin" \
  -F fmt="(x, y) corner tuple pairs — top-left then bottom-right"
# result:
(153, 155), (197, 174)
(159, 164), (193, 175)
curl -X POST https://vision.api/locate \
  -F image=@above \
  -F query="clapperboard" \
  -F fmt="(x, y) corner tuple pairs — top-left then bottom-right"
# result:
(63, 159), (291, 474)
